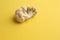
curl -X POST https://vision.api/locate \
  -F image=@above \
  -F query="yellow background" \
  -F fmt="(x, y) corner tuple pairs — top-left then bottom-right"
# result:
(0, 0), (60, 40)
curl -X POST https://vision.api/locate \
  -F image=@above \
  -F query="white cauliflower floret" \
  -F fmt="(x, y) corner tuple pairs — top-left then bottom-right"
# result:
(15, 6), (37, 23)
